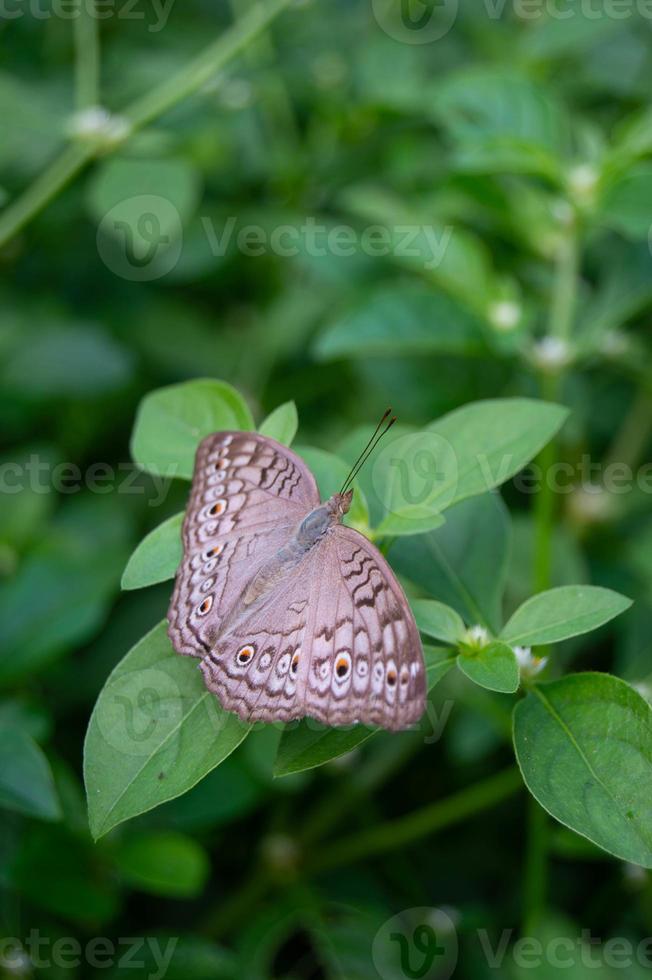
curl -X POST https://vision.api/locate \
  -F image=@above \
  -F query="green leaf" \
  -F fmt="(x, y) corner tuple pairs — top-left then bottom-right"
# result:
(0, 727), (61, 821)
(314, 285), (487, 360)
(391, 493), (510, 635)
(121, 512), (183, 591)
(430, 69), (570, 181)
(1, 324), (134, 397)
(600, 166), (652, 239)
(457, 641), (519, 694)
(374, 509), (445, 538)
(87, 156), (200, 235)
(84, 621), (250, 840)
(412, 599), (465, 645)
(514, 673), (652, 867)
(427, 398), (569, 510)
(0, 496), (132, 683)
(113, 831), (210, 898)
(131, 379), (254, 479)
(258, 400), (298, 446)
(273, 647), (455, 776)
(501, 586), (632, 647)
(372, 399), (567, 533)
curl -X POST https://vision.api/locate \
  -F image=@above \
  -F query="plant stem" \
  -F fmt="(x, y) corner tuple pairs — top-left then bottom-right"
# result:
(0, 0), (294, 247)
(533, 373), (559, 595)
(124, 0), (293, 132)
(525, 215), (580, 932)
(547, 227), (578, 341)
(0, 143), (95, 247)
(304, 767), (521, 873)
(74, 0), (100, 110)
(523, 795), (548, 934)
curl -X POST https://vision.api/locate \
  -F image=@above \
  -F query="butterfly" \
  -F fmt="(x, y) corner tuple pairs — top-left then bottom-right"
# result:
(167, 414), (426, 731)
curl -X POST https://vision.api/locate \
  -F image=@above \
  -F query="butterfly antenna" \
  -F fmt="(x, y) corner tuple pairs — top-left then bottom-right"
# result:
(340, 410), (396, 494)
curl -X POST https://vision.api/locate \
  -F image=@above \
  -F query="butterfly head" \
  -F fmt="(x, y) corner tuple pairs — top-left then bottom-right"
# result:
(328, 489), (353, 518)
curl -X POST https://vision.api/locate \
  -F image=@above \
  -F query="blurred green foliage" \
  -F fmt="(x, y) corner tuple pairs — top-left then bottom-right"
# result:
(2, 0), (652, 977)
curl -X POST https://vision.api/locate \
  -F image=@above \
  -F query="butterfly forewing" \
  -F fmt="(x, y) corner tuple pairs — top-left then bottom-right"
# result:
(168, 431), (319, 659)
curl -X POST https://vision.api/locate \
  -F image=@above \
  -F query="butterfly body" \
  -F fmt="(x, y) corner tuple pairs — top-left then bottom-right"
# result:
(168, 432), (426, 731)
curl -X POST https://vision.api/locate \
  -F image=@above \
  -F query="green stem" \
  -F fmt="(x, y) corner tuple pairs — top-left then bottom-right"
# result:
(547, 227), (578, 341)
(604, 388), (652, 473)
(304, 768), (521, 873)
(0, 0), (293, 247)
(0, 143), (95, 247)
(523, 795), (548, 934)
(124, 0), (293, 132)
(525, 214), (580, 933)
(74, 0), (100, 110)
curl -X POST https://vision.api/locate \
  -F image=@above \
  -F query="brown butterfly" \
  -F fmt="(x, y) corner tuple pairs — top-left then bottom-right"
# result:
(167, 412), (426, 731)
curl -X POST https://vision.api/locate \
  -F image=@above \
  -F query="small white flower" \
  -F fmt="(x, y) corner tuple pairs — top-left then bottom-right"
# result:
(67, 106), (130, 146)
(513, 646), (547, 678)
(567, 163), (599, 206)
(489, 300), (521, 332)
(531, 336), (573, 372)
(464, 625), (489, 649)
(567, 487), (614, 526)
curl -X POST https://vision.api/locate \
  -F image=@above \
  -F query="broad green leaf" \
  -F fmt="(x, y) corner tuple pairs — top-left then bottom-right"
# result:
(121, 512), (183, 590)
(501, 586), (632, 647)
(428, 398), (569, 511)
(371, 400), (567, 532)
(314, 285), (487, 360)
(412, 599), (465, 645)
(514, 673), (652, 867)
(0, 727), (61, 821)
(87, 156), (200, 237)
(295, 445), (369, 529)
(600, 166), (652, 239)
(131, 379), (254, 479)
(0, 496), (131, 683)
(430, 69), (570, 180)
(113, 831), (210, 898)
(258, 400), (298, 446)
(374, 509), (445, 538)
(1, 324), (133, 397)
(457, 642), (519, 694)
(391, 493), (511, 635)
(274, 647), (455, 776)
(84, 621), (250, 839)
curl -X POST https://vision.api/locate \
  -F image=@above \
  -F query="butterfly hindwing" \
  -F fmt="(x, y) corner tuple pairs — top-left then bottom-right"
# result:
(168, 431), (319, 659)
(198, 526), (426, 730)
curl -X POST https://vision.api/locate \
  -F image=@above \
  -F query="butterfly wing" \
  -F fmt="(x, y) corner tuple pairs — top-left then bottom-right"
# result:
(200, 524), (426, 731)
(168, 431), (319, 659)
